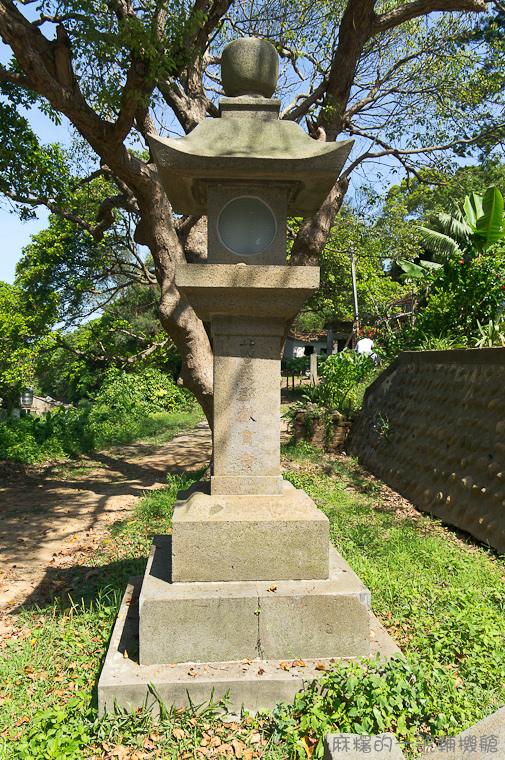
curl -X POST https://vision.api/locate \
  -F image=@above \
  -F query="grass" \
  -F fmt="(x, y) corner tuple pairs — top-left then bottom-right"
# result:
(1, 435), (505, 758)
(104, 407), (206, 448)
(0, 400), (205, 467)
(34, 408), (206, 481)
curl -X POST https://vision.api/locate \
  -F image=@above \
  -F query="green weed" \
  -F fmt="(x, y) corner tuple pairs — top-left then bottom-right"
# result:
(2, 448), (505, 758)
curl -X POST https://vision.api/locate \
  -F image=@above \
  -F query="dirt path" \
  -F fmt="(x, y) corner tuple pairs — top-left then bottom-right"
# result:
(0, 422), (212, 614)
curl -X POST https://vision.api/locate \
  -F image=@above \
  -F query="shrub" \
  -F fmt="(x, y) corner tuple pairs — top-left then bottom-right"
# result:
(17, 695), (91, 760)
(0, 407), (92, 464)
(89, 367), (191, 420)
(0, 369), (195, 464)
(268, 655), (478, 759)
(317, 351), (375, 414)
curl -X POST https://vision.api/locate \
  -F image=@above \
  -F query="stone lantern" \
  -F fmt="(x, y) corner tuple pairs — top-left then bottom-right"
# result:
(98, 38), (398, 715)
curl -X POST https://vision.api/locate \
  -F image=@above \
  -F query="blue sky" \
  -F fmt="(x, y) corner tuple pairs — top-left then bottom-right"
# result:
(0, 208), (49, 284)
(0, 24), (74, 286)
(0, 107), (72, 285)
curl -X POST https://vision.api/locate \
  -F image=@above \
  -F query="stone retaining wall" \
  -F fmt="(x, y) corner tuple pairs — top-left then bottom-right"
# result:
(347, 347), (505, 554)
(293, 410), (351, 452)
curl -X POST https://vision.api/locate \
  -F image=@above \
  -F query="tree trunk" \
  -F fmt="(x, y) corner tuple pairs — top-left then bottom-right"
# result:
(132, 170), (214, 425)
(289, 179), (348, 266)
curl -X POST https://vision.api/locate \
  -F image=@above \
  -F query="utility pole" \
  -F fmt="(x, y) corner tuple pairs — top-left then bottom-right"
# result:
(350, 242), (359, 347)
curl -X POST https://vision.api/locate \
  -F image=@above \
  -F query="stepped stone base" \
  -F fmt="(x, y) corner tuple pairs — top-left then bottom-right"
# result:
(171, 480), (329, 582)
(139, 537), (370, 666)
(98, 577), (401, 717)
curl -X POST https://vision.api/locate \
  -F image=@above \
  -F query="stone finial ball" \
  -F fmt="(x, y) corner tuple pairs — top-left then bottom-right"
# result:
(221, 38), (279, 98)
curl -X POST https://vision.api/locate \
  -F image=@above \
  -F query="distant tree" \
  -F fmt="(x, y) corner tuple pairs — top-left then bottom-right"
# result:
(0, 282), (42, 411)
(296, 205), (409, 330)
(0, 0), (503, 422)
(384, 161), (505, 224)
(35, 283), (182, 404)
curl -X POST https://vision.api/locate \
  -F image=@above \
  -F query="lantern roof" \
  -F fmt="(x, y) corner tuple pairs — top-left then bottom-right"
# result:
(147, 38), (354, 216)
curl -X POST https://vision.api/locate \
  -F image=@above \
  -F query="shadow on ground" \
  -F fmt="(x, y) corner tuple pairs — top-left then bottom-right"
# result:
(0, 423), (212, 612)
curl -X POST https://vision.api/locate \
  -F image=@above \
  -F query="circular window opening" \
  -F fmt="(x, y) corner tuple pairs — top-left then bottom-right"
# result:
(218, 196), (276, 256)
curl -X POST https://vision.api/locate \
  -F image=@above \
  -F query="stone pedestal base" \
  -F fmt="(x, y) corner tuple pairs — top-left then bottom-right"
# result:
(139, 537), (371, 666)
(171, 480), (329, 582)
(98, 578), (401, 717)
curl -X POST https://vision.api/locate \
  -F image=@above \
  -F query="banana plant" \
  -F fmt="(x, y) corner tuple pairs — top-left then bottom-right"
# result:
(418, 185), (505, 261)
(397, 259), (443, 280)
(396, 258), (443, 322)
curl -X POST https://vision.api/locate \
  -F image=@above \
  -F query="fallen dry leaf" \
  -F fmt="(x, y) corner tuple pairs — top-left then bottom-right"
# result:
(293, 659), (306, 667)
(4, 732), (21, 742)
(370, 629), (376, 638)
(302, 735), (315, 757)
(110, 746), (129, 760)
(315, 663), (326, 671)
(257, 668), (265, 676)
(267, 585), (277, 592)
(279, 662), (290, 671)
(232, 739), (246, 758)
(173, 727), (185, 740)
(249, 733), (262, 744)
(243, 751), (254, 760)
(188, 668), (198, 677)
(14, 717), (30, 727)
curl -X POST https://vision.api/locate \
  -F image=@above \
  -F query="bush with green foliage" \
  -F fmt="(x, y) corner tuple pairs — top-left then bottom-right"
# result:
(0, 368), (194, 463)
(90, 367), (190, 419)
(0, 407), (92, 463)
(413, 254), (505, 341)
(17, 695), (92, 760)
(269, 655), (476, 757)
(317, 351), (375, 413)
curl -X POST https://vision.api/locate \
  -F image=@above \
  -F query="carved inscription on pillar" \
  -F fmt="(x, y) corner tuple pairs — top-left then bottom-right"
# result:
(211, 316), (284, 494)
(237, 339), (257, 473)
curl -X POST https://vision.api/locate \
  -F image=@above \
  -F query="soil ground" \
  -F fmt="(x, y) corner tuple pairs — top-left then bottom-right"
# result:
(0, 411), (477, 624)
(0, 421), (212, 615)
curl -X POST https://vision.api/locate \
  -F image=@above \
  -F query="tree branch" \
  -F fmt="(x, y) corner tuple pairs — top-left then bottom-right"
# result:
(31, 13), (87, 27)
(0, 63), (37, 92)
(281, 79), (327, 122)
(54, 332), (171, 367)
(346, 122), (505, 160)
(371, 0), (487, 36)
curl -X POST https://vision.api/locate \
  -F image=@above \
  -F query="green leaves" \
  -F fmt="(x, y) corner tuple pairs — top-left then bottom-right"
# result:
(0, 281), (47, 407)
(17, 694), (91, 760)
(0, 102), (71, 219)
(418, 184), (505, 261)
(472, 185), (505, 251)
(463, 192), (483, 227)
(397, 258), (442, 280)
(316, 350), (375, 414)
